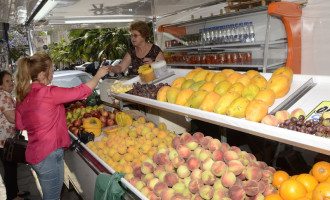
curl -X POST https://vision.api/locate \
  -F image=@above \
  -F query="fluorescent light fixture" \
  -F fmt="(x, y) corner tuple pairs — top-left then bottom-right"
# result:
(64, 19), (134, 24)
(34, 0), (58, 22)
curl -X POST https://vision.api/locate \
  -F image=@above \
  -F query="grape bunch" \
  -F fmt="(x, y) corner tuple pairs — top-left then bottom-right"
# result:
(127, 82), (170, 99)
(279, 115), (330, 138)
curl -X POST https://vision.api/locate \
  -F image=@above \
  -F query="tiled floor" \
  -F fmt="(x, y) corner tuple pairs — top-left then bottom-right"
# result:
(0, 162), (81, 200)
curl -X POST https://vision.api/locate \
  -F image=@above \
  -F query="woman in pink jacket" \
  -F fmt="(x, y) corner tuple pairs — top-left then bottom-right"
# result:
(14, 52), (109, 200)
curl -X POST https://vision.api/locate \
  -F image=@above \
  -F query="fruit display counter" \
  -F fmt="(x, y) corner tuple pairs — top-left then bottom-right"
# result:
(110, 69), (329, 155)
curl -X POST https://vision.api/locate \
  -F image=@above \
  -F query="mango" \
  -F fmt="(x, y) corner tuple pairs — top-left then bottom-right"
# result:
(267, 75), (290, 99)
(166, 87), (181, 104)
(175, 89), (195, 106)
(245, 100), (269, 122)
(227, 97), (250, 118)
(242, 84), (260, 101)
(199, 82), (216, 93)
(211, 72), (227, 84)
(185, 68), (203, 80)
(189, 80), (206, 91)
(171, 77), (186, 89)
(185, 90), (208, 109)
(205, 71), (216, 82)
(193, 70), (209, 82)
(157, 86), (171, 102)
(221, 69), (235, 77)
(214, 80), (232, 96)
(200, 92), (221, 112)
(214, 91), (240, 115)
(181, 79), (195, 90)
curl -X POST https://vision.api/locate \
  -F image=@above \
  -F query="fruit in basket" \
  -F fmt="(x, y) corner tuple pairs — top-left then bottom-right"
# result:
(193, 69), (209, 82)
(311, 161), (330, 182)
(295, 173), (318, 193)
(181, 79), (195, 90)
(82, 117), (102, 137)
(245, 99), (269, 122)
(171, 77), (186, 89)
(199, 92), (221, 112)
(255, 89), (276, 107)
(261, 115), (279, 127)
(157, 86), (171, 102)
(103, 125), (118, 135)
(211, 72), (227, 84)
(166, 87), (181, 104)
(185, 68), (203, 80)
(199, 81), (216, 93)
(278, 179), (307, 200)
(189, 80), (206, 91)
(312, 182), (330, 200)
(227, 97), (250, 118)
(175, 89), (194, 106)
(290, 108), (306, 119)
(267, 75), (291, 99)
(251, 74), (268, 90)
(184, 90), (208, 109)
(272, 66), (293, 83)
(214, 91), (240, 115)
(115, 112), (133, 127)
(213, 80), (231, 96)
(272, 170), (290, 188)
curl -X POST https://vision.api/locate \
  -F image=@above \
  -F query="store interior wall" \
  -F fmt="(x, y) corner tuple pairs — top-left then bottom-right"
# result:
(301, 0), (330, 75)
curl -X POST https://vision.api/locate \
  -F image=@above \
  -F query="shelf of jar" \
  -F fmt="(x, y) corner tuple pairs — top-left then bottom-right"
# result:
(164, 39), (287, 52)
(167, 58), (286, 69)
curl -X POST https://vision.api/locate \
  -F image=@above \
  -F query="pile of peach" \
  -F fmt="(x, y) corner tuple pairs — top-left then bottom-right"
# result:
(125, 132), (277, 200)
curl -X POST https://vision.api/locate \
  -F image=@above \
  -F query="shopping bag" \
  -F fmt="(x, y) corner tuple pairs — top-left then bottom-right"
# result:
(94, 172), (126, 200)
(2, 130), (27, 163)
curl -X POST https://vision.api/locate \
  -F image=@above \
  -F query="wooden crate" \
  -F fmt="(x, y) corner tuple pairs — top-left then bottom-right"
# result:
(225, 0), (281, 13)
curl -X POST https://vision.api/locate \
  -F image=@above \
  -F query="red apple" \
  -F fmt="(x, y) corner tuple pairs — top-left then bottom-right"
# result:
(92, 112), (101, 118)
(109, 113), (115, 120)
(99, 116), (107, 123)
(73, 119), (82, 127)
(106, 118), (115, 126)
(102, 110), (109, 117)
(83, 113), (92, 118)
(72, 128), (79, 136)
(113, 109), (120, 115)
(101, 122), (106, 128)
(68, 126), (75, 132)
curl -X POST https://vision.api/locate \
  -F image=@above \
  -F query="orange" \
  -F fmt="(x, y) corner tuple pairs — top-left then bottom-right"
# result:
(312, 182), (330, 200)
(267, 75), (291, 99)
(311, 161), (330, 182)
(290, 175), (298, 180)
(255, 89), (276, 107)
(296, 173), (319, 193)
(273, 170), (290, 188)
(265, 194), (283, 200)
(279, 179), (307, 200)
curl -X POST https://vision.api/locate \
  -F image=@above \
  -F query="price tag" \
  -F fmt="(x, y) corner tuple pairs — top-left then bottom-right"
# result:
(305, 101), (330, 121)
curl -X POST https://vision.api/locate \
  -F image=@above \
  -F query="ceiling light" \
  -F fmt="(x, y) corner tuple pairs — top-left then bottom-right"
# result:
(64, 19), (134, 24)
(33, 0), (58, 22)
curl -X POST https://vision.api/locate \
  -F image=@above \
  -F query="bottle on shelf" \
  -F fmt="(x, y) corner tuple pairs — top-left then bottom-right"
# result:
(243, 22), (250, 43)
(229, 24), (235, 42)
(248, 21), (255, 42)
(238, 22), (244, 43)
(210, 27), (216, 45)
(200, 28), (206, 45)
(233, 23), (239, 42)
(217, 26), (223, 44)
(205, 28), (211, 45)
(224, 24), (230, 43)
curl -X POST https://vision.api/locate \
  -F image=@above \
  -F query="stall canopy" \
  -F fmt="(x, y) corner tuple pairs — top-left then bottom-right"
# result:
(0, 0), (225, 30)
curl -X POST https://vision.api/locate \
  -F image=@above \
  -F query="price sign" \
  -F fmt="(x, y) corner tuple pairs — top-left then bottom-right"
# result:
(305, 101), (330, 121)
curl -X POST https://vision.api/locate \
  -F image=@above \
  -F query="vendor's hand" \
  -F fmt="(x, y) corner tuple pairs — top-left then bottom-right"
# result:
(143, 57), (153, 64)
(95, 65), (110, 79)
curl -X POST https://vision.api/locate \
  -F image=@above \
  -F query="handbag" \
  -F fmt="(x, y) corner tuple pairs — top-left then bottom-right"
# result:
(2, 130), (28, 163)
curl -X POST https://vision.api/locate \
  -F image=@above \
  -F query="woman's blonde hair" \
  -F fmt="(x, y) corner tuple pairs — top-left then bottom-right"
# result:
(15, 51), (52, 104)
(130, 21), (150, 41)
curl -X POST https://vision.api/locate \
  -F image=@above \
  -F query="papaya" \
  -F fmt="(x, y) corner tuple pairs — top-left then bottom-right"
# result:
(214, 80), (232, 96)
(242, 84), (260, 101)
(184, 90), (208, 109)
(272, 66), (293, 83)
(251, 74), (268, 90)
(171, 77), (186, 89)
(221, 69), (235, 77)
(227, 97), (250, 118)
(166, 87), (181, 104)
(227, 72), (242, 84)
(205, 71), (216, 82)
(245, 100), (269, 122)
(181, 79), (195, 90)
(244, 70), (260, 79)
(189, 80), (206, 91)
(157, 86), (171, 102)
(185, 68), (203, 80)
(199, 92), (221, 112)
(211, 72), (227, 84)
(192, 70), (209, 82)
(214, 91), (240, 115)
(199, 81), (216, 93)
(115, 112), (133, 127)
(175, 89), (195, 106)
(267, 75), (291, 98)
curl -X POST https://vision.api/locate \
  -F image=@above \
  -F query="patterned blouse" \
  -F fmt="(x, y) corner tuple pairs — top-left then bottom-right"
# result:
(128, 44), (162, 74)
(0, 90), (15, 148)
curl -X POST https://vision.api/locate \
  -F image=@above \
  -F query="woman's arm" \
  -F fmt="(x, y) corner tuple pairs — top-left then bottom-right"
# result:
(85, 66), (110, 90)
(3, 110), (15, 124)
(155, 51), (166, 62)
(110, 53), (132, 74)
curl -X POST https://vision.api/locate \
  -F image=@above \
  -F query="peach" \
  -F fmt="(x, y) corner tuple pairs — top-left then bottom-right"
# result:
(202, 170), (216, 185)
(194, 147), (203, 158)
(261, 115), (279, 127)
(199, 149), (212, 162)
(208, 138), (222, 152)
(171, 136), (181, 149)
(248, 153), (257, 162)
(124, 173), (134, 181)
(212, 188), (228, 200)
(220, 142), (230, 152)
(249, 193), (264, 200)
(263, 184), (277, 196)
(192, 194), (204, 200)
(247, 161), (259, 168)
(193, 132), (204, 142)
(191, 169), (203, 180)
(144, 173), (155, 183)
(158, 171), (167, 182)
(199, 185), (214, 200)
(147, 178), (160, 190)
(136, 180), (146, 191)
(147, 191), (158, 200)
(275, 110), (290, 124)
(171, 193), (185, 200)
(141, 162), (154, 175)
(164, 172), (179, 187)
(188, 178), (204, 194)
(265, 166), (276, 173)
(228, 185), (246, 200)
(152, 152), (158, 163)
(233, 178), (243, 187)
(246, 167), (262, 181)
(133, 166), (143, 178)
(164, 161), (175, 173)
(221, 171), (236, 188)
(212, 149), (224, 161)
(238, 168), (247, 180)
(156, 153), (169, 165)
(229, 146), (241, 153)
(243, 180), (259, 197)
(224, 150), (239, 164)
(168, 149), (179, 161)
(161, 188), (175, 200)
(200, 136), (211, 149)
(187, 157), (201, 171)
(154, 166), (165, 178)
(228, 160), (244, 175)
(130, 177), (140, 186)
(172, 182), (186, 194)
(290, 108), (305, 119)
(261, 170), (273, 183)
(140, 186), (151, 196)
(177, 144), (192, 159)
(183, 177), (192, 188)
(153, 182), (167, 197)
(211, 161), (228, 177)
(177, 164), (191, 179)
(186, 137), (199, 150)
(258, 180), (266, 194)
(183, 189), (192, 199)
(201, 157), (215, 171)
(180, 132), (192, 144)
(171, 155), (185, 168)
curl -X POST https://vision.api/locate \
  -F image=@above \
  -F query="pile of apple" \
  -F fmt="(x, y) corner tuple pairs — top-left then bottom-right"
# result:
(65, 101), (117, 135)
(125, 132), (277, 200)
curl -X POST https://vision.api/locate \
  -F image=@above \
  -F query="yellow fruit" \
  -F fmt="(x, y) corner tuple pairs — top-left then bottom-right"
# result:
(242, 84), (260, 101)
(199, 81), (216, 92)
(193, 69), (209, 82)
(296, 173), (318, 193)
(83, 117), (102, 137)
(205, 71), (216, 82)
(175, 88), (195, 106)
(189, 80), (207, 91)
(244, 70), (260, 79)
(199, 92), (221, 112)
(267, 75), (291, 99)
(115, 112), (133, 127)
(312, 182), (330, 200)
(171, 77), (186, 89)
(228, 82), (245, 96)
(227, 97), (250, 118)
(181, 79), (195, 90)
(185, 68), (203, 80)
(236, 74), (251, 86)
(272, 66), (293, 83)
(211, 72), (227, 84)
(251, 74), (268, 90)
(214, 80), (232, 96)
(222, 69), (235, 77)
(166, 87), (181, 104)
(184, 90), (208, 109)
(255, 89), (276, 107)
(158, 122), (167, 131)
(279, 179), (307, 200)
(157, 86), (171, 102)
(214, 91), (240, 115)
(245, 99), (269, 122)
(227, 72), (242, 84)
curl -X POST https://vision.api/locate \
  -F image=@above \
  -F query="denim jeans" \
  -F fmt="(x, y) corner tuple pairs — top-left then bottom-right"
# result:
(31, 148), (64, 200)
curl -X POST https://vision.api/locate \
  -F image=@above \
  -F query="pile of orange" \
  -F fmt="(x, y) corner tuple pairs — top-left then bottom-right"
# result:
(268, 161), (330, 200)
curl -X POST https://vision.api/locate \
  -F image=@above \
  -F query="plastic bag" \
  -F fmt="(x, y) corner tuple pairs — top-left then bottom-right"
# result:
(94, 172), (126, 200)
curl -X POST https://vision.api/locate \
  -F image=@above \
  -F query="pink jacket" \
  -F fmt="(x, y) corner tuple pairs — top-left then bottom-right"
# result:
(15, 83), (92, 165)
